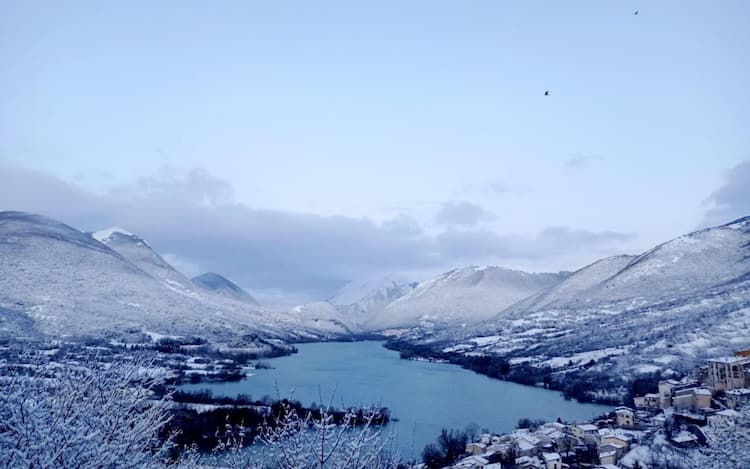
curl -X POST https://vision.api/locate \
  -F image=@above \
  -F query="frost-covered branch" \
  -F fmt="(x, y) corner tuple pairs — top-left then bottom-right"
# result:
(0, 355), (173, 468)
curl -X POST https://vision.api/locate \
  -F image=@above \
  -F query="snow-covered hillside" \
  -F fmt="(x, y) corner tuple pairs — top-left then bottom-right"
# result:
(289, 274), (417, 333)
(410, 217), (750, 399)
(366, 266), (567, 329)
(0, 212), (330, 342)
(192, 272), (260, 305)
(329, 273), (416, 309)
(93, 227), (200, 299)
(504, 254), (636, 313)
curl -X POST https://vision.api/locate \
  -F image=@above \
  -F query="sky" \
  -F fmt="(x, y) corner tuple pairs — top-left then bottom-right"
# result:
(1, 1), (749, 305)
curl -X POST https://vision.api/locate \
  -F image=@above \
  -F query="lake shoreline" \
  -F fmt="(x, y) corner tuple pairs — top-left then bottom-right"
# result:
(382, 338), (628, 406)
(180, 340), (610, 456)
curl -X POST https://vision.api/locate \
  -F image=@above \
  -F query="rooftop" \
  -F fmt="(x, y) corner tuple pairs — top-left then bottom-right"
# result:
(708, 356), (750, 364)
(716, 409), (742, 417)
(577, 423), (599, 431)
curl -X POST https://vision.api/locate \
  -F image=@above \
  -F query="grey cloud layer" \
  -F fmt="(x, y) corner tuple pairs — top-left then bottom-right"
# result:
(702, 161), (750, 228)
(434, 201), (494, 227)
(0, 164), (636, 299)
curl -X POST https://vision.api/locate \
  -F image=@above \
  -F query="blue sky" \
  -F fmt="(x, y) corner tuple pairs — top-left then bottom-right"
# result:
(1, 1), (749, 303)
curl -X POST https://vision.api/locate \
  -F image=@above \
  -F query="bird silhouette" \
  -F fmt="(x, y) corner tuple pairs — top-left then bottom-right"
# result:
(544, 90), (549, 96)
(634, 10), (639, 15)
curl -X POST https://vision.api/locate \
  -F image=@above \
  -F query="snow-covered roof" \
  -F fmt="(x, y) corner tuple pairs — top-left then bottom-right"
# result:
(727, 388), (750, 395)
(541, 452), (561, 461)
(598, 428), (634, 442)
(716, 409), (742, 417)
(454, 455), (488, 467)
(693, 388), (711, 395)
(577, 423), (598, 432)
(708, 356), (750, 364)
(672, 431), (698, 443)
(516, 439), (536, 451)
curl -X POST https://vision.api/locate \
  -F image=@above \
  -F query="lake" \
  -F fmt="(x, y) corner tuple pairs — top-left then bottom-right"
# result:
(182, 341), (609, 459)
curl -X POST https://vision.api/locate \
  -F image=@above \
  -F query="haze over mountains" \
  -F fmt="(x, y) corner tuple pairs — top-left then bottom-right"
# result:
(1, 209), (749, 379)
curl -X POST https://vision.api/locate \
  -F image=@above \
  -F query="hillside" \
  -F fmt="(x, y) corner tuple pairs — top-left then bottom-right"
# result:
(0, 211), (324, 342)
(192, 272), (260, 306)
(400, 217), (750, 401)
(365, 266), (567, 329)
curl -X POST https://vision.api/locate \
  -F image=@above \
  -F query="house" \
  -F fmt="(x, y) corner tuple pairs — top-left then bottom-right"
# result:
(708, 408), (742, 425)
(570, 424), (599, 445)
(672, 430), (698, 448)
(725, 388), (750, 409)
(570, 424), (597, 439)
(466, 442), (487, 455)
(515, 455), (543, 469)
(673, 387), (711, 410)
(598, 448), (617, 465)
(541, 452), (563, 469)
(615, 406), (635, 428)
(658, 380), (681, 408)
(693, 388), (712, 409)
(599, 431), (631, 449)
(633, 392), (659, 409)
(452, 455), (489, 468)
(516, 437), (539, 457)
(537, 427), (567, 451)
(707, 356), (750, 391)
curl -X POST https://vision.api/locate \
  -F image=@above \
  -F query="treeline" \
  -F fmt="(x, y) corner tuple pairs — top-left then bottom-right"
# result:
(386, 340), (624, 405)
(162, 390), (391, 454)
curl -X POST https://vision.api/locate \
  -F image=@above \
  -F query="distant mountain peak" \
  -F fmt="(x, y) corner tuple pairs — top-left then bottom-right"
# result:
(92, 227), (140, 244)
(330, 273), (415, 307)
(192, 272), (260, 306)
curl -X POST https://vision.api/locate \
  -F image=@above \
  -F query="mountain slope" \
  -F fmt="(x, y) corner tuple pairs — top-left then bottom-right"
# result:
(414, 217), (750, 400)
(289, 274), (417, 333)
(0, 212), (307, 341)
(192, 272), (260, 305)
(501, 254), (637, 314)
(93, 227), (199, 299)
(367, 266), (567, 329)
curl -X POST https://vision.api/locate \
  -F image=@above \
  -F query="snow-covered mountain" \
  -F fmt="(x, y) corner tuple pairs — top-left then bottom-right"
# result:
(289, 274), (417, 332)
(192, 272), (260, 306)
(93, 227), (199, 299)
(365, 266), (568, 329)
(414, 217), (750, 399)
(0, 212), (324, 342)
(501, 254), (637, 314)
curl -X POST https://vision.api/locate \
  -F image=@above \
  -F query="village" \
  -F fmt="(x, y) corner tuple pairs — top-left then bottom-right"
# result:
(428, 351), (750, 469)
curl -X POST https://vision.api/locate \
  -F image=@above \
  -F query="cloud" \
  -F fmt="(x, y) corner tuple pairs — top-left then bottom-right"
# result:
(488, 181), (510, 194)
(435, 226), (636, 262)
(702, 161), (750, 227)
(565, 153), (605, 170)
(434, 201), (494, 227)
(0, 164), (636, 300)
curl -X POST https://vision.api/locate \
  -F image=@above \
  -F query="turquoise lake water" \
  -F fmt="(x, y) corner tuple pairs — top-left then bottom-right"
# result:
(182, 341), (609, 459)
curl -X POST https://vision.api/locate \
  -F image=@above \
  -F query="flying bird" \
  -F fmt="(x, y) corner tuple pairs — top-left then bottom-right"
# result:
(634, 10), (639, 15)
(544, 90), (549, 96)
